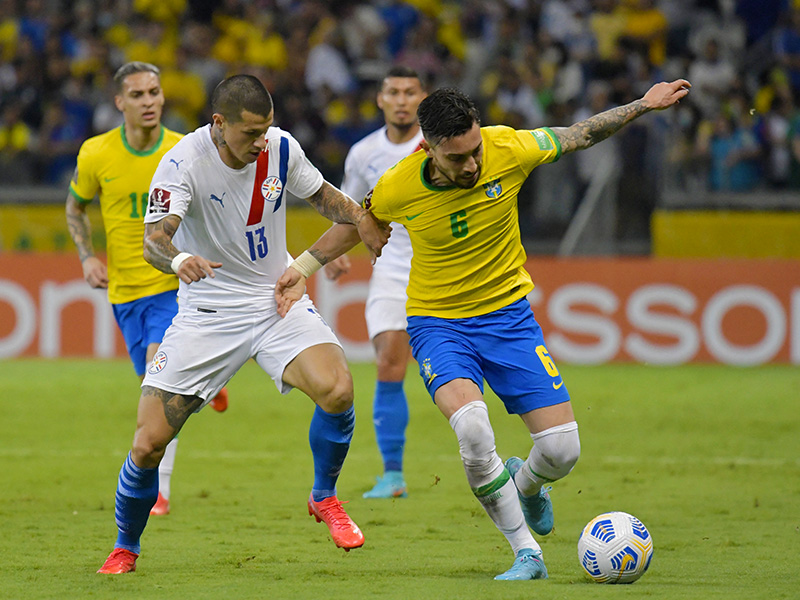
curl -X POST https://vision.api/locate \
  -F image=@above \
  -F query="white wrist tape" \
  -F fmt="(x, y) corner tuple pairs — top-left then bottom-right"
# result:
(290, 250), (323, 278)
(170, 252), (193, 274)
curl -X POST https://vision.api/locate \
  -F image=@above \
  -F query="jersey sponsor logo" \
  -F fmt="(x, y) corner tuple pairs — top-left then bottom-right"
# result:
(149, 188), (171, 213)
(532, 129), (553, 151)
(211, 192), (225, 208)
(169, 158), (184, 170)
(483, 178), (502, 199)
(261, 175), (283, 202)
(406, 213), (422, 221)
(103, 176), (119, 183)
(148, 350), (168, 374)
(363, 188), (373, 209)
(553, 380), (564, 390)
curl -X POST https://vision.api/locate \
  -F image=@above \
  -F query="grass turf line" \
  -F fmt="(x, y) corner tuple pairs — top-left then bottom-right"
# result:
(0, 359), (798, 599)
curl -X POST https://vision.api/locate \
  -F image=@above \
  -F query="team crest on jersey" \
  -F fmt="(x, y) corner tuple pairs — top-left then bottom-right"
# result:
(148, 350), (168, 374)
(149, 188), (171, 213)
(261, 176), (283, 202)
(483, 178), (502, 199)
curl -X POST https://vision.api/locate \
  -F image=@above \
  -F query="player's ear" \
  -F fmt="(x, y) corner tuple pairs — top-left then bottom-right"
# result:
(376, 91), (384, 110)
(420, 139), (432, 156)
(114, 94), (124, 112)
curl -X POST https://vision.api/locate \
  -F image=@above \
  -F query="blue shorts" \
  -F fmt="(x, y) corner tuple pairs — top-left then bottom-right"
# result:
(406, 297), (569, 415)
(112, 289), (179, 376)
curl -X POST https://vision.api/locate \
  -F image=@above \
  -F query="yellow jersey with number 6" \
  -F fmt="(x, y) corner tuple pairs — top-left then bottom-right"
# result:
(69, 124), (183, 304)
(367, 125), (561, 319)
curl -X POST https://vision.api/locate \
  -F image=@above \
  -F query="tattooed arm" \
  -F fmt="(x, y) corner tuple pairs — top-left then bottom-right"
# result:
(551, 79), (691, 155)
(305, 181), (390, 259)
(66, 184), (108, 289)
(144, 215), (221, 283)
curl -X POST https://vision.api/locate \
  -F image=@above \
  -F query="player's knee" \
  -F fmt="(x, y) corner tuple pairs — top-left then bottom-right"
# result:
(314, 370), (354, 414)
(131, 431), (170, 469)
(530, 421), (580, 481)
(449, 401), (497, 474)
(375, 353), (406, 381)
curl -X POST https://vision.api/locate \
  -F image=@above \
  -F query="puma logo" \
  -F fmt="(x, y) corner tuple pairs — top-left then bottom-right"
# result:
(169, 158), (184, 169)
(210, 192), (225, 207)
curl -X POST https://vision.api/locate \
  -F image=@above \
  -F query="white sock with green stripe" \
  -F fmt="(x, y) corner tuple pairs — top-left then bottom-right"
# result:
(449, 401), (540, 555)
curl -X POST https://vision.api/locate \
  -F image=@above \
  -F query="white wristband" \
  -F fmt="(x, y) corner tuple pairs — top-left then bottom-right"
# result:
(290, 250), (323, 278)
(170, 252), (193, 274)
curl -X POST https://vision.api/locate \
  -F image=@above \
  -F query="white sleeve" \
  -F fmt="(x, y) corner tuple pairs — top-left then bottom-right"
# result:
(340, 146), (371, 205)
(285, 133), (325, 199)
(145, 151), (192, 223)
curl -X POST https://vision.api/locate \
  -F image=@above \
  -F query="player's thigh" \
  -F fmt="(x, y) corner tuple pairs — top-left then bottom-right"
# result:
(143, 308), (252, 407)
(407, 314), (484, 403)
(253, 296), (347, 401)
(372, 329), (411, 380)
(282, 342), (353, 412)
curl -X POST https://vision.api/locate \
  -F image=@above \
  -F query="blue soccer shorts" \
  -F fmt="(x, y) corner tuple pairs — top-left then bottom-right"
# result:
(112, 289), (179, 376)
(406, 297), (570, 414)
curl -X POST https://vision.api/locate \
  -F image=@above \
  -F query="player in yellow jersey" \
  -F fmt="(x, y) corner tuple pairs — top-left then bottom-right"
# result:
(277, 79), (690, 580)
(66, 62), (229, 517)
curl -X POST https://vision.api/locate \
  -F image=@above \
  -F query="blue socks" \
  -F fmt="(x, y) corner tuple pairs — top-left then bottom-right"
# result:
(114, 453), (158, 554)
(309, 405), (355, 502)
(373, 381), (408, 473)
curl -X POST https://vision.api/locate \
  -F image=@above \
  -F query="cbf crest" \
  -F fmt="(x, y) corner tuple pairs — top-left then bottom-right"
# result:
(483, 178), (502, 199)
(421, 358), (437, 386)
(261, 175), (283, 202)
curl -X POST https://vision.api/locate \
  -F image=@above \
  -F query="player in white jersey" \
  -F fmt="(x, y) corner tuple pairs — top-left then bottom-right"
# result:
(98, 74), (389, 574)
(326, 67), (426, 499)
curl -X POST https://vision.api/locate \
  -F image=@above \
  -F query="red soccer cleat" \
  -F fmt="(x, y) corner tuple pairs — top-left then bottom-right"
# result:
(149, 492), (170, 516)
(97, 548), (138, 574)
(209, 387), (228, 412)
(307, 495), (365, 551)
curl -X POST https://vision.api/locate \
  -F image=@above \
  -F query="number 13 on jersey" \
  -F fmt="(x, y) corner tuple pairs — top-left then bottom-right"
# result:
(245, 226), (268, 261)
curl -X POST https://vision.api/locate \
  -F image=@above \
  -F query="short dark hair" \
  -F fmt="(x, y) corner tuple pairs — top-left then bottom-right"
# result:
(211, 75), (273, 122)
(384, 65), (422, 83)
(417, 87), (480, 146)
(113, 62), (160, 91)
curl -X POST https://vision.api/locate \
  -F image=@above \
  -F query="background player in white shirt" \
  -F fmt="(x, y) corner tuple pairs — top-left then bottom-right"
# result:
(326, 67), (426, 499)
(98, 75), (389, 574)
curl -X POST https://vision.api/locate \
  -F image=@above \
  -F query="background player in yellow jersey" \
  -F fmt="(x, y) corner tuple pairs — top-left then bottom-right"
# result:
(276, 78), (690, 580)
(66, 62), (228, 517)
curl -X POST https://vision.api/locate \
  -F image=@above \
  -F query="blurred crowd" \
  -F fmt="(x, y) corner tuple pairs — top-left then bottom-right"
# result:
(2, 0), (800, 201)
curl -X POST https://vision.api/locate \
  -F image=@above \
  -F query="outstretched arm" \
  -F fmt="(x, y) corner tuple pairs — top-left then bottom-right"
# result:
(144, 215), (221, 284)
(551, 79), (691, 155)
(66, 192), (108, 289)
(305, 181), (389, 259)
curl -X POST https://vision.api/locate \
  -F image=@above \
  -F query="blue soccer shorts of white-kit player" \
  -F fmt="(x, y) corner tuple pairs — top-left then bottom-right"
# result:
(143, 295), (341, 404)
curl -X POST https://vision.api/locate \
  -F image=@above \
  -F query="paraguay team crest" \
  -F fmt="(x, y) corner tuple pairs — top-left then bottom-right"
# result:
(261, 175), (283, 202)
(483, 178), (502, 199)
(148, 350), (168, 374)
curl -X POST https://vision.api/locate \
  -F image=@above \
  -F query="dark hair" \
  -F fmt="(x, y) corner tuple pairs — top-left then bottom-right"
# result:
(211, 74), (273, 122)
(384, 65), (422, 83)
(417, 87), (480, 146)
(113, 62), (160, 91)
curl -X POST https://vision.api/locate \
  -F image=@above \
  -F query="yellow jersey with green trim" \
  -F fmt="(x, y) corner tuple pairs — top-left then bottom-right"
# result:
(367, 125), (561, 318)
(69, 124), (183, 304)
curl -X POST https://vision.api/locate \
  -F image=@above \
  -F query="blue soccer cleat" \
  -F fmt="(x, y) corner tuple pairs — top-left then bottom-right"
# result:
(494, 548), (548, 581)
(362, 470), (408, 499)
(505, 456), (554, 535)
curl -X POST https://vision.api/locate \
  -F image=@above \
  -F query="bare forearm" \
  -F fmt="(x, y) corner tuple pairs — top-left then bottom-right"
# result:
(65, 196), (94, 262)
(553, 100), (649, 154)
(143, 215), (182, 273)
(306, 181), (367, 225)
(307, 224), (362, 265)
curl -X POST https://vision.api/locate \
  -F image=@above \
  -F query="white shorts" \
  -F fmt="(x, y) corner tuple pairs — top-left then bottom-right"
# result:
(142, 295), (340, 408)
(365, 265), (409, 340)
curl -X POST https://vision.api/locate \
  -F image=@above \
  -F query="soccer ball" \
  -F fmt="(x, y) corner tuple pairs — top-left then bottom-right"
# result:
(577, 511), (654, 584)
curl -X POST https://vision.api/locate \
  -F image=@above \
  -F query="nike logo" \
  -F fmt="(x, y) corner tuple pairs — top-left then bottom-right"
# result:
(406, 213), (422, 221)
(553, 381), (564, 390)
(103, 176), (119, 183)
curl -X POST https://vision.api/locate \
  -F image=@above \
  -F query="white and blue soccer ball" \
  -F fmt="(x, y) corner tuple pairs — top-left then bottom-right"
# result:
(577, 511), (654, 584)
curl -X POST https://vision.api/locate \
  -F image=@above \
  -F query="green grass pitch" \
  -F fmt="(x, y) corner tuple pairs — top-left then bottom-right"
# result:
(1, 359), (798, 599)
